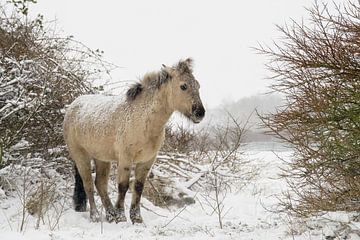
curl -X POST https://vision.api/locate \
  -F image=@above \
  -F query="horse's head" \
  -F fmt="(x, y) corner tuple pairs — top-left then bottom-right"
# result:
(163, 58), (205, 124)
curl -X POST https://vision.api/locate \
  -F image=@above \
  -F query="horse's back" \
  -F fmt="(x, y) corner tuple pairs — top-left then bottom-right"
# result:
(67, 94), (123, 117)
(65, 94), (124, 125)
(63, 94), (124, 160)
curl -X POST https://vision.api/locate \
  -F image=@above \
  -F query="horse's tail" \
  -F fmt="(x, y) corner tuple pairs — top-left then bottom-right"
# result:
(73, 165), (87, 212)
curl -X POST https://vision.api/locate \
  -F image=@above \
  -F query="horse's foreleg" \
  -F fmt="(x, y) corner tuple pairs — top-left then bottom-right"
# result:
(71, 151), (99, 222)
(113, 162), (131, 223)
(95, 160), (117, 222)
(130, 158), (155, 224)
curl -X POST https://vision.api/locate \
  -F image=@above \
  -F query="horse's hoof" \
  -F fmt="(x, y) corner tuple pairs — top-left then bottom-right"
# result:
(106, 208), (127, 223)
(90, 209), (101, 222)
(115, 212), (127, 223)
(74, 204), (87, 212)
(130, 207), (143, 224)
(131, 216), (143, 224)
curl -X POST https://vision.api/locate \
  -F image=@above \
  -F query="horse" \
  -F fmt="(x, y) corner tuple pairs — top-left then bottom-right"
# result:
(63, 58), (205, 224)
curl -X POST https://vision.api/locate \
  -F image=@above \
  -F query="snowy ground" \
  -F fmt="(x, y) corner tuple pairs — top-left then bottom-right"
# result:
(1, 146), (360, 240)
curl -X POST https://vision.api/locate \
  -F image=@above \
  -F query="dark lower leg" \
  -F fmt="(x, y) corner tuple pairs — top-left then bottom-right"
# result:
(110, 165), (130, 223)
(130, 160), (154, 224)
(130, 180), (144, 223)
(115, 180), (129, 209)
(73, 165), (87, 212)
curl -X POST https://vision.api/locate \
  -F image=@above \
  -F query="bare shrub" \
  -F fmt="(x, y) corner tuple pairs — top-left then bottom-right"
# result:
(257, 1), (360, 216)
(162, 124), (197, 154)
(0, 163), (70, 231)
(145, 113), (259, 227)
(197, 114), (258, 229)
(26, 178), (68, 231)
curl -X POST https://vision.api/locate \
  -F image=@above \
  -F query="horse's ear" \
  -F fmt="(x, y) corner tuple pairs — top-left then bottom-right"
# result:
(176, 58), (194, 74)
(184, 58), (193, 67)
(158, 66), (172, 87)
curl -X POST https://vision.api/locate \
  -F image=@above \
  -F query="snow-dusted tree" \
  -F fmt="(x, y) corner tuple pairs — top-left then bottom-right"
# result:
(258, 1), (360, 215)
(0, 0), (113, 165)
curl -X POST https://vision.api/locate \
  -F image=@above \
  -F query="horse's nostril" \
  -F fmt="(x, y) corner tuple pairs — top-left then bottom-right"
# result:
(198, 108), (205, 118)
(193, 105), (205, 118)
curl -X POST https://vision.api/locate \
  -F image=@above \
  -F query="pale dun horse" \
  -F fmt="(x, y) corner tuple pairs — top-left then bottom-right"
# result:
(63, 58), (205, 223)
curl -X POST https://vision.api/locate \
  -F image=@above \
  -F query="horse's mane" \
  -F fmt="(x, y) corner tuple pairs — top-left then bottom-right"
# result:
(126, 58), (193, 101)
(126, 70), (170, 101)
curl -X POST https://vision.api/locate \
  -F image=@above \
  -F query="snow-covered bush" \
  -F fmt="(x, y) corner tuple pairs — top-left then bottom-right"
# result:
(0, 0), (113, 165)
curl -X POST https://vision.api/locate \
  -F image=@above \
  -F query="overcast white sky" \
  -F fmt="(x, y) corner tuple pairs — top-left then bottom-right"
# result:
(32, 0), (321, 108)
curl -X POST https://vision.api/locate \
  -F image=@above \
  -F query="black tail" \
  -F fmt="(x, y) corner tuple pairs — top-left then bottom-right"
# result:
(73, 165), (87, 212)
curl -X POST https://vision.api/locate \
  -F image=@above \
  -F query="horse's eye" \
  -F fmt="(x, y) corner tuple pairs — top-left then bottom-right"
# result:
(180, 84), (188, 91)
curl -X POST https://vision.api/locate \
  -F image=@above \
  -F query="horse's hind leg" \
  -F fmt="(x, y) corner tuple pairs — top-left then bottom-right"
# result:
(73, 165), (87, 212)
(71, 149), (100, 222)
(130, 158), (155, 224)
(94, 160), (119, 223)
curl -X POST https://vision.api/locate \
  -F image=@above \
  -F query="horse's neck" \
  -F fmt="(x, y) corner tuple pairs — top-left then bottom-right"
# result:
(140, 88), (173, 135)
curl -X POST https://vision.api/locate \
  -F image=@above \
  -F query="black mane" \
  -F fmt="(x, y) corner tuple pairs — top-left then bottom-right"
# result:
(126, 82), (143, 101)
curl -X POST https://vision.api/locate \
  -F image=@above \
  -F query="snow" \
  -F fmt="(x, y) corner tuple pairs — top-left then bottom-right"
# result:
(1, 147), (360, 239)
(64, 94), (130, 138)
(10, 139), (30, 151)
(71, 94), (125, 121)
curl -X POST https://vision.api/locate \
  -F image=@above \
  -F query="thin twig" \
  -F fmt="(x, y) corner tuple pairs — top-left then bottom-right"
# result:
(162, 205), (188, 228)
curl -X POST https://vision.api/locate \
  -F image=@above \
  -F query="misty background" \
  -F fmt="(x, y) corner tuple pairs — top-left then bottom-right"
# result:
(28, 0), (339, 141)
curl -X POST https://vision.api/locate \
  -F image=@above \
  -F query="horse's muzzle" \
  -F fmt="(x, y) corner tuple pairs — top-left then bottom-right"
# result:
(192, 104), (205, 123)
